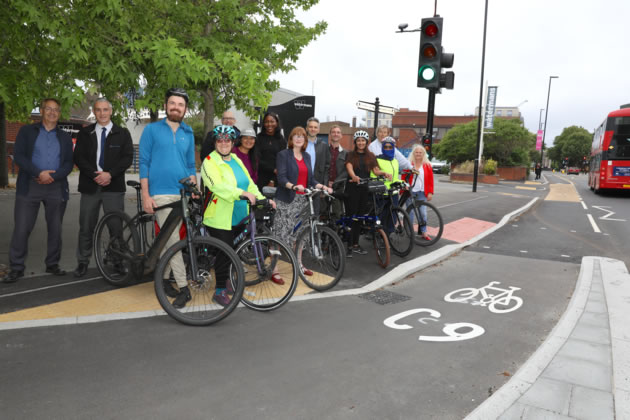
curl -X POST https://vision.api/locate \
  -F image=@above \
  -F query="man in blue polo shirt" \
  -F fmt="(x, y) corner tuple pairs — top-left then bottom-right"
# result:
(3, 98), (74, 283)
(139, 88), (197, 308)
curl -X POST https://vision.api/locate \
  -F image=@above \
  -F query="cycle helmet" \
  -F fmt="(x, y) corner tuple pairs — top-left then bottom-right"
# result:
(165, 87), (189, 105)
(212, 124), (237, 141)
(353, 130), (369, 141)
(382, 136), (396, 146)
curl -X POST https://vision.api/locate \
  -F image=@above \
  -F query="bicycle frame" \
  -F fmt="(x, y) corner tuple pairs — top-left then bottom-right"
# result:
(231, 199), (272, 275)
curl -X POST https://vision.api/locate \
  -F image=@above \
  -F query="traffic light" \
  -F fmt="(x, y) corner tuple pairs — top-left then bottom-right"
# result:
(417, 16), (455, 90)
(422, 134), (432, 158)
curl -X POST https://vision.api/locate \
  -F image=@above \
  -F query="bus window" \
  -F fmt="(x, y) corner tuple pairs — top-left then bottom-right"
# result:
(610, 118), (630, 159)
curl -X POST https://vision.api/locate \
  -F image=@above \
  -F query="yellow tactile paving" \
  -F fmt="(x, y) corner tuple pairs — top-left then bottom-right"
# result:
(545, 183), (581, 202)
(516, 186), (537, 191)
(524, 181), (540, 185)
(0, 271), (318, 323)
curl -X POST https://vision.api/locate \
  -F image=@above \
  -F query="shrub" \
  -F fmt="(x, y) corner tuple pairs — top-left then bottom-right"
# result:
(483, 159), (497, 175)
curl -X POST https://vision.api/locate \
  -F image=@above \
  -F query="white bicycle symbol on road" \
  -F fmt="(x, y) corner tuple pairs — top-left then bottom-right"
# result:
(444, 281), (523, 314)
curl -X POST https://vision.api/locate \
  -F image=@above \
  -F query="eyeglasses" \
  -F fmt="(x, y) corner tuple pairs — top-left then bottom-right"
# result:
(222, 117), (235, 121)
(216, 138), (233, 144)
(44, 107), (60, 113)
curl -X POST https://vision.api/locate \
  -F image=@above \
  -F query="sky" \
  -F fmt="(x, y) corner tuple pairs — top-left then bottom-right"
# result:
(274, 0), (630, 148)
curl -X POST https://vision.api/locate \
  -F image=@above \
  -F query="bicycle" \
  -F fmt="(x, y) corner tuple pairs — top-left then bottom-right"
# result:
(398, 169), (444, 247)
(229, 197), (299, 311)
(286, 187), (346, 291)
(93, 178), (245, 326)
(444, 281), (523, 314)
(324, 178), (391, 268)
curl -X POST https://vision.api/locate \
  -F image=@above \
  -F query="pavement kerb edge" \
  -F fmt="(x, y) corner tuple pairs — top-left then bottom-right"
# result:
(0, 197), (539, 331)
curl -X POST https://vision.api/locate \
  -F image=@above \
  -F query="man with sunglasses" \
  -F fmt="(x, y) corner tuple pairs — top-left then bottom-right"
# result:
(3, 98), (74, 283)
(139, 88), (197, 308)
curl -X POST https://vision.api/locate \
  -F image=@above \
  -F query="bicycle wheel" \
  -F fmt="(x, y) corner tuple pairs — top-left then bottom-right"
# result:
(235, 236), (298, 311)
(295, 225), (346, 291)
(373, 227), (390, 268)
(93, 211), (140, 286)
(408, 200), (444, 246)
(154, 237), (245, 326)
(387, 206), (414, 257)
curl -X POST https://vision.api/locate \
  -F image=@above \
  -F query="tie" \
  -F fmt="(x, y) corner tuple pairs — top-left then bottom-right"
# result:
(99, 127), (107, 169)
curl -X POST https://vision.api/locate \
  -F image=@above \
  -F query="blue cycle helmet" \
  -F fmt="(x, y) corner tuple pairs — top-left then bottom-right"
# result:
(212, 125), (237, 141)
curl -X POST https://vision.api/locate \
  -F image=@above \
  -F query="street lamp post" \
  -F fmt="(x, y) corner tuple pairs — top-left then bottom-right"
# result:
(541, 76), (558, 165)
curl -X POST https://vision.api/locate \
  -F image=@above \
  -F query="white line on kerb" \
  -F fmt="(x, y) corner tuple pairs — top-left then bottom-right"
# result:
(0, 277), (101, 299)
(587, 214), (601, 233)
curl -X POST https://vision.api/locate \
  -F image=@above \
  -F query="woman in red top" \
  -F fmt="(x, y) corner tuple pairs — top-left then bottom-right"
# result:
(274, 126), (331, 281)
(408, 144), (434, 240)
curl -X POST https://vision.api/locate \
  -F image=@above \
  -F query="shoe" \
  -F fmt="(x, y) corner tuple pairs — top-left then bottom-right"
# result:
(352, 246), (368, 255)
(163, 280), (178, 298)
(346, 248), (353, 258)
(3, 270), (24, 283)
(421, 233), (432, 241)
(212, 289), (231, 307)
(270, 273), (285, 285)
(302, 267), (314, 276)
(45, 265), (66, 276)
(73, 263), (88, 278)
(173, 287), (191, 308)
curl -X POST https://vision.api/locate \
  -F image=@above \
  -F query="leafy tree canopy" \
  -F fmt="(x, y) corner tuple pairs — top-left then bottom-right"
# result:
(434, 118), (535, 167)
(547, 126), (592, 166)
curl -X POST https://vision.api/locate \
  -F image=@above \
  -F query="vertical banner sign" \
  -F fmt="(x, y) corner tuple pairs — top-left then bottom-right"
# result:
(483, 86), (498, 129)
(536, 130), (543, 151)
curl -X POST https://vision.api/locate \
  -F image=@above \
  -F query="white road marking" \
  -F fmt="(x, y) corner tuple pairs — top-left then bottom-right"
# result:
(570, 230), (577, 233)
(483, 246), (490, 249)
(592, 205), (626, 221)
(512, 225), (518, 227)
(436, 195), (487, 209)
(586, 214), (601, 233)
(561, 255), (571, 258)
(520, 250), (528, 253)
(580, 201), (588, 210)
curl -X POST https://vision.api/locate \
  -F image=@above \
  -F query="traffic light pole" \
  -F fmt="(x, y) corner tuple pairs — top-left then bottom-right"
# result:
(473, 0), (489, 193)
(425, 89), (436, 159)
(373, 97), (380, 139)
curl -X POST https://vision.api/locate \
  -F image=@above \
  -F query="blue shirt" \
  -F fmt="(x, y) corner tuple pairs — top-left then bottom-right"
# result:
(225, 158), (250, 226)
(139, 119), (196, 196)
(31, 126), (60, 172)
(306, 139), (317, 172)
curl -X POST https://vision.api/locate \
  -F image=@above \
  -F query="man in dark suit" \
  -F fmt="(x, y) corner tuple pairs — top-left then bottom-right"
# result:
(3, 98), (74, 283)
(72, 98), (134, 277)
(305, 117), (330, 185)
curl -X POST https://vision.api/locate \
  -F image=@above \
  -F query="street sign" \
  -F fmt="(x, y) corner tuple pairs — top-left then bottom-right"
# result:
(356, 101), (396, 115)
(483, 86), (498, 129)
(536, 130), (543, 151)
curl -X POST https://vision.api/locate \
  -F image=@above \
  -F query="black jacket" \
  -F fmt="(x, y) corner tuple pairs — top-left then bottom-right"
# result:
(14, 122), (74, 200)
(256, 132), (286, 190)
(312, 139), (331, 187)
(73, 123), (134, 193)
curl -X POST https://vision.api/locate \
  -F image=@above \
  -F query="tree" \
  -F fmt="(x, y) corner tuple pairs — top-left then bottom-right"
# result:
(434, 118), (535, 167)
(547, 126), (592, 166)
(1, 0), (327, 186)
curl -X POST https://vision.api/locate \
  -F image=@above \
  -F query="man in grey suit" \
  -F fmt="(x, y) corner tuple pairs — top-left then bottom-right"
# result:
(305, 117), (330, 184)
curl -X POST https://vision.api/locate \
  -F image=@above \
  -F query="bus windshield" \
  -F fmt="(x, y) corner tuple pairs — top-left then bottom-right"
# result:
(607, 117), (630, 159)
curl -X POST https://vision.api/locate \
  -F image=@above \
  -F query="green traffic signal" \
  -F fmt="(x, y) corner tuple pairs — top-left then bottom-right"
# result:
(419, 65), (436, 81)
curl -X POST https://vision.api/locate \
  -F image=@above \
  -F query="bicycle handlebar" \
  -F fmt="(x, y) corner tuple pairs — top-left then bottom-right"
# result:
(178, 178), (201, 196)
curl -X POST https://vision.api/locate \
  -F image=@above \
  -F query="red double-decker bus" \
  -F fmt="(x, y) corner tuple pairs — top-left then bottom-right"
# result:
(588, 105), (630, 193)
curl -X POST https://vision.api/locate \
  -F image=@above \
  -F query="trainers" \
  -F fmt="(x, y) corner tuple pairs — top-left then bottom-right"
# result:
(163, 280), (178, 298)
(346, 248), (353, 258)
(172, 287), (191, 308)
(226, 280), (235, 295)
(213, 289), (231, 307)
(352, 246), (368, 255)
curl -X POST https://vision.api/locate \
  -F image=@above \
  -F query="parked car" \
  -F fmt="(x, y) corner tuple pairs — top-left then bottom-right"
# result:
(431, 159), (448, 174)
(567, 167), (580, 175)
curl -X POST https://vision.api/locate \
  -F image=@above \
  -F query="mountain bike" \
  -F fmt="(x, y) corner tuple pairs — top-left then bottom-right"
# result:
(93, 179), (245, 326)
(372, 180), (414, 257)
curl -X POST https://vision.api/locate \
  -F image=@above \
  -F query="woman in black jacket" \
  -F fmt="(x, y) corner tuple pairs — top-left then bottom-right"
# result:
(256, 112), (286, 190)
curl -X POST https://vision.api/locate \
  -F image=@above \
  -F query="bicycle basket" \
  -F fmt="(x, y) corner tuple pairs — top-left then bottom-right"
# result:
(367, 180), (387, 194)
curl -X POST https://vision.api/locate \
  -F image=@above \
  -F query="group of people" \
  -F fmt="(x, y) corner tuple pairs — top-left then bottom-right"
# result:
(2, 88), (436, 310)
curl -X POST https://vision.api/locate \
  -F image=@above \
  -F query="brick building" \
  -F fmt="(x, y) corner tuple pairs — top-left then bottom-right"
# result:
(391, 108), (476, 156)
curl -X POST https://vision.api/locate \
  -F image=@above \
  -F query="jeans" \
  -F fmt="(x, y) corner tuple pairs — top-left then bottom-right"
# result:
(407, 191), (428, 233)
